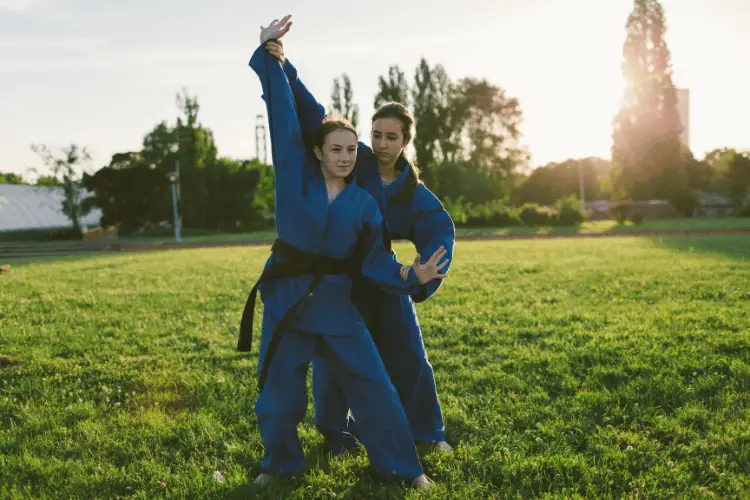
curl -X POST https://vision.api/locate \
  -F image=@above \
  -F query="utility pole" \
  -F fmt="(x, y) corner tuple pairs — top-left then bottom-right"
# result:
(579, 162), (586, 207)
(255, 114), (267, 164)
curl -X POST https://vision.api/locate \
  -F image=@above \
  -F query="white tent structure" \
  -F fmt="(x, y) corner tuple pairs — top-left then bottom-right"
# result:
(0, 184), (101, 232)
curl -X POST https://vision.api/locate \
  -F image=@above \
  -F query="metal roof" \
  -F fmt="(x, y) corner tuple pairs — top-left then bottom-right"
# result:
(0, 184), (101, 232)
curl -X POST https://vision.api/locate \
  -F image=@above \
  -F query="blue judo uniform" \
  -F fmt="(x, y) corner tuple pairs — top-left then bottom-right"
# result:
(247, 45), (427, 481)
(279, 58), (456, 448)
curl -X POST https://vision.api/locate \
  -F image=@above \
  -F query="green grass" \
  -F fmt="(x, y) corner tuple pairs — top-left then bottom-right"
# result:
(113, 218), (750, 245)
(1, 236), (749, 498)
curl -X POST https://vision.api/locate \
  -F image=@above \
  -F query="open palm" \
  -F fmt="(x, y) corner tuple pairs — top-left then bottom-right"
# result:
(260, 15), (292, 44)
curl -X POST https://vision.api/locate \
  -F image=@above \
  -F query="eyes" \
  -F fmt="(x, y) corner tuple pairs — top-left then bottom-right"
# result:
(329, 146), (357, 153)
(372, 132), (399, 141)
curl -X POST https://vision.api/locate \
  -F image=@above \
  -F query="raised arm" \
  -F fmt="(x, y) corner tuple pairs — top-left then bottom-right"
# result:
(408, 186), (456, 303)
(359, 197), (447, 296)
(265, 38), (374, 158)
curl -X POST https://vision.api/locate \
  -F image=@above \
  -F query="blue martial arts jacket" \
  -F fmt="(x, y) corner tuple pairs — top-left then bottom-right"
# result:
(249, 45), (425, 336)
(280, 58), (455, 302)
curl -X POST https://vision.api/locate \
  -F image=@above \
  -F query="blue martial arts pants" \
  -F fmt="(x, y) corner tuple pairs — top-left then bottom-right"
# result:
(254, 326), (424, 481)
(313, 290), (445, 450)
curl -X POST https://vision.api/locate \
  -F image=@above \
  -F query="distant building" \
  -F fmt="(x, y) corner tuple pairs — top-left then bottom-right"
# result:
(0, 184), (101, 232)
(585, 199), (681, 221)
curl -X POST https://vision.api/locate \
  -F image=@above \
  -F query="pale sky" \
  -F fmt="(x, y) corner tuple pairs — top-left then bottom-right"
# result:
(1, 0), (748, 179)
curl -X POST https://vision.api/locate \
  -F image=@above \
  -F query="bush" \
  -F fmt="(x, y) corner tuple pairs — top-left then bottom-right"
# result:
(555, 195), (585, 226)
(736, 205), (750, 217)
(443, 196), (470, 226)
(610, 204), (629, 224)
(465, 201), (521, 227)
(631, 213), (644, 225)
(519, 203), (555, 226)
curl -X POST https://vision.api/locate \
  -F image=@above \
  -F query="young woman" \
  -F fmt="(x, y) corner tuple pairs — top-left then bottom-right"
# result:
(263, 21), (456, 454)
(242, 17), (447, 490)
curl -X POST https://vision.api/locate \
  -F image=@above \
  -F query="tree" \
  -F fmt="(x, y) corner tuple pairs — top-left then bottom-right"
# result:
(514, 158), (610, 206)
(81, 152), (170, 233)
(706, 149), (750, 207)
(374, 65), (410, 109)
(451, 78), (525, 176)
(29, 144), (92, 237)
(330, 74), (359, 129)
(174, 88), (219, 229)
(612, 0), (688, 208)
(36, 176), (61, 187)
(0, 172), (26, 184)
(411, 59), (452, 184)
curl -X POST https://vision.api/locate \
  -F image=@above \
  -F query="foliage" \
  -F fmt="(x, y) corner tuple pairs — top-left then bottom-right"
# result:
(29, 143), (93, 238)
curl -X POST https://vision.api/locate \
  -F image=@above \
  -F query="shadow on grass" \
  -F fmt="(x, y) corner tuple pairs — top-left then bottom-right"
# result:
(651, 234), (750, 261)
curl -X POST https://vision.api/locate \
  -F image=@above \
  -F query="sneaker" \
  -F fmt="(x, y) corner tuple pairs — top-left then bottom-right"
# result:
(412, 474), (435, 490)
(436, 441), (453, 453)
(254, 473), (272, 485)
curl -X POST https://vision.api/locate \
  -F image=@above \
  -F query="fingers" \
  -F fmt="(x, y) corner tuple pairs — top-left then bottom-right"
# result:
(435, 258), (450, 271)
(399, 265), (410, 281)
(427, 246), (447, 266)
(277, 21), (292, 38)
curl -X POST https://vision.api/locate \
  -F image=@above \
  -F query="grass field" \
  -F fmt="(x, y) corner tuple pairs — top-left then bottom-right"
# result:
(1, 235), (749, 498)
(117, 218), (750, 245)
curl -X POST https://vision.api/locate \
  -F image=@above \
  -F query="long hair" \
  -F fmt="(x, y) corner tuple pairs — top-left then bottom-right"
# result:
(372, 102), (422, 181)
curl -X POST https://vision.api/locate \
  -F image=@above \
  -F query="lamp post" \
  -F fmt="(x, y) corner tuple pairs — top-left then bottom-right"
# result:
(167, 144), (181, 244)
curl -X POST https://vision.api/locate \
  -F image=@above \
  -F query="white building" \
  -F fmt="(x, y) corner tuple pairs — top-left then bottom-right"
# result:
(0, 184), (101, 232)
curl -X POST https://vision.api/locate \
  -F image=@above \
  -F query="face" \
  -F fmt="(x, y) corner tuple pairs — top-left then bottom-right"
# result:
(371, 117), (407, 164)
(314, 129), (358, 180)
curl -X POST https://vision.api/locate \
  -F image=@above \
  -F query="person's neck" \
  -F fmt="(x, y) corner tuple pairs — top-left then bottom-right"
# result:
(379, 157), (399, 182)
(322, 169), (346, 192)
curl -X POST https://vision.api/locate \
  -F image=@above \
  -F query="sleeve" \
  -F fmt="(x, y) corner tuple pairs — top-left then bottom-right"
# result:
(408, 186), (455, 303)
(283, 58), (327, 149)
(248, 44), (304, 187)
(359, 197), (425, 296)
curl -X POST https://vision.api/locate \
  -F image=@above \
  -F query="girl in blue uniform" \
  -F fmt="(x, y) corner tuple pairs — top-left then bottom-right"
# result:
(245, 17), (447, 490)
(262, 21), (456, 454)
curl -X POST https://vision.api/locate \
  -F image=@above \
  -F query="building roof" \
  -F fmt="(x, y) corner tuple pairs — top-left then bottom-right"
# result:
(0, 184), (101, 232)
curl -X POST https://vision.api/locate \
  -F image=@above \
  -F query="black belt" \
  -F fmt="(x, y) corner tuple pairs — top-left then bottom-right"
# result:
(237, 239), (358, 393)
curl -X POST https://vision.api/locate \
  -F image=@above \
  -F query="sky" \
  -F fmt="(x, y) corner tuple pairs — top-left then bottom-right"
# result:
(1, 0), (749, 179)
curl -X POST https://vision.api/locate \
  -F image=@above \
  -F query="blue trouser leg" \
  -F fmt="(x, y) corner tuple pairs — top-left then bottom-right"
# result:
(254, 329), (312, 476)
(318, 328), (423, 481)
(313, 291), (446, 446)
(258, 326), (423, 481)
(312, 360), (357, 455)
(372, 293), (445, 443)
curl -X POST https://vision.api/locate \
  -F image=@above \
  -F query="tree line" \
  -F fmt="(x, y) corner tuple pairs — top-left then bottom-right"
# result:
(3, 0), (749, 237)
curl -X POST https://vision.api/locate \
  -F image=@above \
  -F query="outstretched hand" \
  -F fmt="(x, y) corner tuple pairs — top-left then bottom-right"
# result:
(400, 246), (449, 285)
(260, 15), (292, 45)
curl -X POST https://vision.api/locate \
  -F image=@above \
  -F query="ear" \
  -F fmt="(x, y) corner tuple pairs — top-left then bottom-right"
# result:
(313, 146), (323, 162)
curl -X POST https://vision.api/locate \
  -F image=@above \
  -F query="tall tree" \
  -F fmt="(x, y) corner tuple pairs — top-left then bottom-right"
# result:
(374, 65), (410, 109)
(330, 74), (359, 129)
(612, 0), (687, 205)
(29, 144), (92, 237)
(174, 88), (218, 229)
(411, 59), (452, 184)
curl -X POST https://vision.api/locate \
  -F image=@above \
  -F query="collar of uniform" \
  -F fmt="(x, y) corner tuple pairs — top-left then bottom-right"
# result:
(384, 155), (411, 200)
